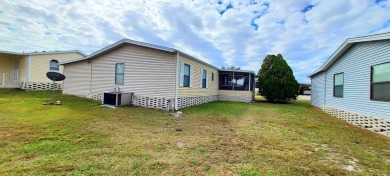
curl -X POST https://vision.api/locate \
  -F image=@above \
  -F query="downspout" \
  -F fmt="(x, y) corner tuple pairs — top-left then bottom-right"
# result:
(174, 52), (180, 111)
(89, 59), (92, 93)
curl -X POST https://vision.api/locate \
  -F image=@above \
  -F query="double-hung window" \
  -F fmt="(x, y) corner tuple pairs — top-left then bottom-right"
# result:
(334, 73), (344, 97)
(371, 62), (390, 101)
(115, 63), (124, 85)
(183, 64), (190, 87)
(201, 69), (207, 88)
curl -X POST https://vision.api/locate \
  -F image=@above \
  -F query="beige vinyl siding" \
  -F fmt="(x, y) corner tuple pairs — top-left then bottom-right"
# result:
(90, 44), (176, 98)
(18, 56), (28, 81)
(178, 55), (219, 97)
(62, 60), (92, 97)
(0, 54), (15, 83)
(29, 52), (84, 83)
(218, 90), (253, 97)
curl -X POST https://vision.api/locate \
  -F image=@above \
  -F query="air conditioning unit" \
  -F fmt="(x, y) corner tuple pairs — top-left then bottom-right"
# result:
(102, 92), (133, 107)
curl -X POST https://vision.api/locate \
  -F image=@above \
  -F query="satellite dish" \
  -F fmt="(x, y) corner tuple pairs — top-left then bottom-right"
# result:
(46, 72), (66, 81)
(44, 72), (66, 105)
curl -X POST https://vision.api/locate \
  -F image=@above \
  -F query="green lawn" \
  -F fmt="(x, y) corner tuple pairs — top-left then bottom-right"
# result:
(0, 89), (389, 175)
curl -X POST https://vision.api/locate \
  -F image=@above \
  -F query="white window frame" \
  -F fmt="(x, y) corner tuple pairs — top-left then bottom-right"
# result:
(180, 62), (193, 88)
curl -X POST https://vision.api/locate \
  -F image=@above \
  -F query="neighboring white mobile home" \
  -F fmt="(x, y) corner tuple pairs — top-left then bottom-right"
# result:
(61, 39), (255, 110)
(309, 32), (390, 136)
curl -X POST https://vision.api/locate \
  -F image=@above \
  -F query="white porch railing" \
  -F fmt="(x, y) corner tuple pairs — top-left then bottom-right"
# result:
(2, 69), (18, 87)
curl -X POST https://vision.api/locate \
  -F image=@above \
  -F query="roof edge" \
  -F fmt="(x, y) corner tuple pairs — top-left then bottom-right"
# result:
(308, 32), (390, 78)
(0, 50), (87, 56)
(219, 69), (256, 75)
(60, 38), (256, 73)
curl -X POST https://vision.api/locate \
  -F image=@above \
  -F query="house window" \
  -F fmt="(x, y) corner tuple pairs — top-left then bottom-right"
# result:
(333, 73), (344, 97)
(212, 72), (214, 81)
(49, 60), (59, 71)
(371, 62), (390, 101)
(201, 69), (207, 88)
(115, 63), (124, 85)
(183, 64), (190, 87)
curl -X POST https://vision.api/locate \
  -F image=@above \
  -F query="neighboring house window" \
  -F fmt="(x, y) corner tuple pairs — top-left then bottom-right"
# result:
(115, 63), (125, 85)
(333, 73), (344, 97)
(371, 62), (390, 101)
(201, 69), (207, 88)
(212, 72), (214, 81)
(50, 60), (59, 71)
(183, 64), (190, 87)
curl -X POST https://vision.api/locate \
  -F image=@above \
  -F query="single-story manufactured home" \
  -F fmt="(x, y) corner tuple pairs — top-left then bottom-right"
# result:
(0, 50), (85, 89)
(61, 39), (255, 110)
(309, 32), (390, 136)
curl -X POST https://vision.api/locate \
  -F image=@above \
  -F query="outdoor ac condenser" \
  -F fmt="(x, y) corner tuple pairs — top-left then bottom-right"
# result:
(102, 92), (133, 107)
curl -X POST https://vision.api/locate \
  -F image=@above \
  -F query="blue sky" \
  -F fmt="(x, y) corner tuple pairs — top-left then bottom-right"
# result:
(0, 0), (389, 83)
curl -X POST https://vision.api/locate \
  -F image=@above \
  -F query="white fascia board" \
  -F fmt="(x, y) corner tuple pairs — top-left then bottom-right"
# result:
(308, 32), (390, 78)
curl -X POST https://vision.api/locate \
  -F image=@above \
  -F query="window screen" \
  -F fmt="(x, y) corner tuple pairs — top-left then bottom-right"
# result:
(115, 63), (124, 85)
(202, 70), (207, 88)
(334, 73), (344, 97)
(183, 64), (190, 87)
(371, 62), (390, 101)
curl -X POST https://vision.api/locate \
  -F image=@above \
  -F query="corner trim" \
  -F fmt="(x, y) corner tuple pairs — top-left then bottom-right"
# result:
(174, 52), (180, 110)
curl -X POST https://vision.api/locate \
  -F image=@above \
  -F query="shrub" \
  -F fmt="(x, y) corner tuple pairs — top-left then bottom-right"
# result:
(257, 54), (299, 102)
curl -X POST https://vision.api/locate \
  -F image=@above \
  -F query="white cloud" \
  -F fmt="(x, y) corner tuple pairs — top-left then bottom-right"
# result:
(0, 0), (389, 83)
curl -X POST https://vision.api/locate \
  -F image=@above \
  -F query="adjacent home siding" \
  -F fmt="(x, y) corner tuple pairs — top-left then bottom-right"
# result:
(311, 72), (325, 108)
(178, 55), (219, 97)
(0, 54), (15, 83)
(18, 56), (28, 82)
(90, 44), (176, 98)
(62, 60), (92, 97)
(324, 40), (390, 120)
(29, 52), (84, 83)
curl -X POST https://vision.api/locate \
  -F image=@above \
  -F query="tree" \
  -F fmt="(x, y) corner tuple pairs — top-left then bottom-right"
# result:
(257, 54), (299, 102)
(221, 65), (241, 70)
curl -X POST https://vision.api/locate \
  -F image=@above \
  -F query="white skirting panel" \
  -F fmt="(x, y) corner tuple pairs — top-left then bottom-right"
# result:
(21, 81), (62, 90)
(177, 95), (218, 109)
(217, 95), (252, 103)
(323, 106), (390, 137)
(85, 93), (253, 111)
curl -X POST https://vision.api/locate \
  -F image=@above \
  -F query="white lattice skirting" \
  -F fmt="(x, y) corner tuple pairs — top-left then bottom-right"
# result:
(217, 95), (252, 103)
(20, 82), (62, 90)
(323, 106), (390, 137)
(86, 93), (252, 110)
(177, 95), (218, 109)
(86, 93), (174, 110)
(132, 95), (175, 110)
(86, 93), (102, 101)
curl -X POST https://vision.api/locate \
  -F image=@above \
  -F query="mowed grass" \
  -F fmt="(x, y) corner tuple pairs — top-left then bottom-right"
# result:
(0, 89), (389, 175)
